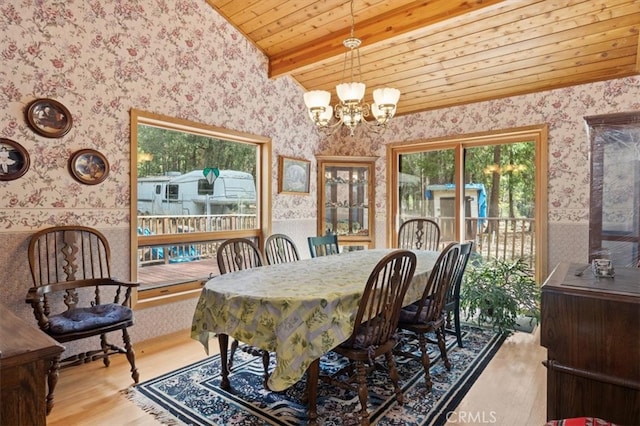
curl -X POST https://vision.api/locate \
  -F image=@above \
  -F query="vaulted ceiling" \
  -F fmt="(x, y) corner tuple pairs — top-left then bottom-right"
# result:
(208, 0), (640, 117)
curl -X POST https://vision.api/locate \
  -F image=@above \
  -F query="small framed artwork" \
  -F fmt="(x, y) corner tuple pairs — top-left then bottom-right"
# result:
(69, 149), (109, 185)
(278, 156), (310, 194)
(26, 98), (73, 138)
(0, 138), (30, 181)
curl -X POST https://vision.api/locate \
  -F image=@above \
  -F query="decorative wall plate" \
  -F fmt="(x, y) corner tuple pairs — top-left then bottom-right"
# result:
(0, 138), (30, 181)
(69, 149), (109, 185)
(26, 98), (73, 138)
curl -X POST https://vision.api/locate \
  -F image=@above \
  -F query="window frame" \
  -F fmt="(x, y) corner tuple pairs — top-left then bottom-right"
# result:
(386, 124), (548, 282)
(129, 109), (272, 308)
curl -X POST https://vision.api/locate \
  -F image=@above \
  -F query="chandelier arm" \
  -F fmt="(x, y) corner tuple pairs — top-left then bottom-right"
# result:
(318, 117), (347, 136)
(359, 117), (385, 133)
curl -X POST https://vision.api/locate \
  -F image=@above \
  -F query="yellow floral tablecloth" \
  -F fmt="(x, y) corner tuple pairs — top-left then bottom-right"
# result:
(190, 248), (437, 391)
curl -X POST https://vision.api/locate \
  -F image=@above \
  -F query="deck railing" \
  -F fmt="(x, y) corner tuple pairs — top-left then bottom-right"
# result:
(138, 214), (256, 235)
(137, 214), (257, 267)
(408, 216), (536, 270)
(137, 214), (535, 271)
(473, 217), (535, 268)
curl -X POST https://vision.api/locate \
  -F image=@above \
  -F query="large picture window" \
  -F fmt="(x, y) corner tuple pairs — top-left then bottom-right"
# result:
(130, 109), (271, 306)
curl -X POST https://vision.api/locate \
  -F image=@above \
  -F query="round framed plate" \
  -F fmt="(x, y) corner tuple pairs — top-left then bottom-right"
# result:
(0, 138), (30, 181)
(26, 98), (73, 138)
(69, 149), (109, 185)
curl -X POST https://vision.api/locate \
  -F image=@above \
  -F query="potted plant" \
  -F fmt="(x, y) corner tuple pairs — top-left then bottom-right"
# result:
(460, 257), (540, 333)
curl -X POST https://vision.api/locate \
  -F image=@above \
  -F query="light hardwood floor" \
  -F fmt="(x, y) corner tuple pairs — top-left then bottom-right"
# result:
(46, 328), (547, 426)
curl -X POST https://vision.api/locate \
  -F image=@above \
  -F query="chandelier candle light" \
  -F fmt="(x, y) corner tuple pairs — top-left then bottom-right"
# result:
(303, 0), (400, 136)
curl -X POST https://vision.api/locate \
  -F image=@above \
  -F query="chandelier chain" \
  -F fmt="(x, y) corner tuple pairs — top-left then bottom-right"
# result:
(343, 0), (361, 83)
(302, 0), (400, 136)
(349, 0), (355, 38)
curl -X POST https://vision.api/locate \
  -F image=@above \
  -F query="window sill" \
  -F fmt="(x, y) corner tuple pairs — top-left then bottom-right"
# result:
(134, 280), (205, 309)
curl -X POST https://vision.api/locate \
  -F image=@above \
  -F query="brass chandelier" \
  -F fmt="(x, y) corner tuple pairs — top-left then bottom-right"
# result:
(303, 0), (400, 136)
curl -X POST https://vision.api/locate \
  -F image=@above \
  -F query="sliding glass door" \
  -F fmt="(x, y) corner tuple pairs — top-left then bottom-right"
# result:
(398, 148), (455, 238)
(388, 126), (548, 281)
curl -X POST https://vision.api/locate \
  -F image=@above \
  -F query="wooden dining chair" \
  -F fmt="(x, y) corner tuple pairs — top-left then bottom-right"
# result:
(307, 234), (339, 258)
(321, 250), (417, 426)
(25, 225), (140, 414)
(443, 241), (474, 347)
(264, 233), (300, 265)
(216, 238), (270, 385)
(397, 218), (441, 251)
(217, 237), (265, 274)
(395, 242), (462, 390)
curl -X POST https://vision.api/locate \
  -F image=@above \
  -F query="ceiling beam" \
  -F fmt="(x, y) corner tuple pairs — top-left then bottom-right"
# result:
(268, 0), (506, 78)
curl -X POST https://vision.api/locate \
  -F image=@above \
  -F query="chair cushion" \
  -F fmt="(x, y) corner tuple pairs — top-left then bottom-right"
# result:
(48, 303), (133, 334)
(399, 301), (430, 323)
(339, 317), (385, 350)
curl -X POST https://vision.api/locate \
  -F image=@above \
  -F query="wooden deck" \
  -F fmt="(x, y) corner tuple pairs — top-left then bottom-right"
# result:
(137, 257), (220, 290)
(137, 216), (537, 291)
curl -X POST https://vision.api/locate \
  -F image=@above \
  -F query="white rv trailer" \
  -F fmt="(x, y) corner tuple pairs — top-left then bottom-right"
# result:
(137, 169), (256, 215)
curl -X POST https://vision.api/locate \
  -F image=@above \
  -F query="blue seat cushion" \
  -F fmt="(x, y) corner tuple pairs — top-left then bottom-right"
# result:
(48, 303), (132, 334)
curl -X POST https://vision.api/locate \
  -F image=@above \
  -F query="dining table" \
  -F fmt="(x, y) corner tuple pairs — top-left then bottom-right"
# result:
(190, 248), (439, 425)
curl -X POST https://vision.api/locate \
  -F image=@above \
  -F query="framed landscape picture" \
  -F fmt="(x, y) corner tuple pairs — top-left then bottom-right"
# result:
(278, 156), (310, 194)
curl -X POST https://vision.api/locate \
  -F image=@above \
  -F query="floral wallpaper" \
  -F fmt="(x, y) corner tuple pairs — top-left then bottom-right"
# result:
(0, 0), (320, 231)
(1, 0), (639, 343)
(318, 77), (640, 226)
(0, 0), (321, 342)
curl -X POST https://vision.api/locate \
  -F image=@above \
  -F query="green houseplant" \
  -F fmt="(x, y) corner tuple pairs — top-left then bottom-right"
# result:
(460, 257), (540, 333)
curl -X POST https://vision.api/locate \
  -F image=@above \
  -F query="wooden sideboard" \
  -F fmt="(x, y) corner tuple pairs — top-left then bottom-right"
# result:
(0, 305), (64, 426)
(540, 262), (640, 425)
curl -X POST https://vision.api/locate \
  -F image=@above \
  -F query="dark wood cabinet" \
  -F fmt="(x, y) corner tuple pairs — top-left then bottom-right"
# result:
(540, 262), (640, 425)
(0, 306), (64, 425)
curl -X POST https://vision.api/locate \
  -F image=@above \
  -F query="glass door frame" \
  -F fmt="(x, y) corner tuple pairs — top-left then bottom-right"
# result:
(386, 124), (549, 282)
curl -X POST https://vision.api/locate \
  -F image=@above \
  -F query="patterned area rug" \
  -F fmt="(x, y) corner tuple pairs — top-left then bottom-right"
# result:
(125, 326), (506, 425)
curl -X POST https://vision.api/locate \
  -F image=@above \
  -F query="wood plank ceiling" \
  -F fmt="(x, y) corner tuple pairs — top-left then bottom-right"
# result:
(208, 0), (640, 116)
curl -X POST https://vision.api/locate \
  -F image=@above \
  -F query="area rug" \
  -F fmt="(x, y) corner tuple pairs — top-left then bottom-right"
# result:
(125, 326), (506, 425)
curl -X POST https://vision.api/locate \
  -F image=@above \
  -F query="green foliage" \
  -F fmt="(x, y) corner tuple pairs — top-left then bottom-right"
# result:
(399, 142), (536, 219)
(137, 124), (256, 177)
(460, 257), (540, 333)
